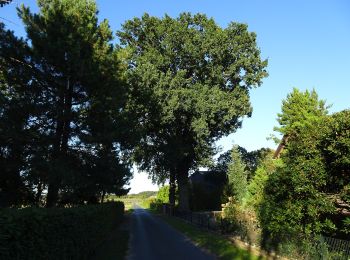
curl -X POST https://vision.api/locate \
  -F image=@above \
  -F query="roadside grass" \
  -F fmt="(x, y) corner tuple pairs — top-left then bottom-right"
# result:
(160, 215), (265, 260)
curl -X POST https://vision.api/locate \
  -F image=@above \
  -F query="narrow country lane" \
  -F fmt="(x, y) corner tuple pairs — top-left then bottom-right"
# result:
(127, 206), (216, 260)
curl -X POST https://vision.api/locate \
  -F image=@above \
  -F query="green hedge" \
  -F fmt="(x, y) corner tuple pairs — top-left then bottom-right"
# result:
(0, 202), (124, 259)
(149, 198), (163, 212)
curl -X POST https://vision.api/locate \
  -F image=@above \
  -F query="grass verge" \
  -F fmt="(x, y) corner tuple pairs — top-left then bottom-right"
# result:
(160, 215), (265, 260)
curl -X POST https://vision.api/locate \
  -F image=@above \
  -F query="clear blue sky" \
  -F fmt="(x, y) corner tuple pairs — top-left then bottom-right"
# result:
(2, 0), (350, 192)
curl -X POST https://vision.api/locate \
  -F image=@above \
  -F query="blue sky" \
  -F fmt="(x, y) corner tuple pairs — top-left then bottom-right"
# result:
(2, 0), (350, 192)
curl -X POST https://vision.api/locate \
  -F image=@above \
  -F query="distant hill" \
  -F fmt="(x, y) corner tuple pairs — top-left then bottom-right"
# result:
(127, 191), (157, 199)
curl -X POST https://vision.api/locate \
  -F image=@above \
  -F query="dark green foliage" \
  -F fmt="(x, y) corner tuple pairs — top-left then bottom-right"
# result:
(0, 0), (132, 207)
(225, 146), (248, 203)
(0, 0), (12, 7)
(0, 202), (124, 259)
(259, 164), (335, 242)
(274, 88), (328, 137)
(245, 152), (280, 209)
(0, 22), (39, 207)
(90, 228), (129, 260)
(342, 218), (350, 235)
(260, 117), (334, 248)
(340, 185), (350, 204)
(259, 90), (350, 249)
(212, 146), (272, 181)
(321, 110), (350, 193)
(118, 13), (268, 210)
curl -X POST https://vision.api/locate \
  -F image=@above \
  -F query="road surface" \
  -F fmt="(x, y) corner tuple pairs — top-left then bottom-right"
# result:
(127, 206), (216, 260)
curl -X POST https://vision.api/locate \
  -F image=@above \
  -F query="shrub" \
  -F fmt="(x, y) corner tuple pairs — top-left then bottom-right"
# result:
(149, 198), (164, 212)
(342, 217), (350, 235)
(340, 184), (350, 204)
(221, 198), (260, 245)
(0, 202), (124, 259)
(156, 186), (170, 203)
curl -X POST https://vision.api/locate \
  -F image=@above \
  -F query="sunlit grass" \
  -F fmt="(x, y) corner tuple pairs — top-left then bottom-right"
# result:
(105, 193), (156, 210)
(160, 215), (265, 260)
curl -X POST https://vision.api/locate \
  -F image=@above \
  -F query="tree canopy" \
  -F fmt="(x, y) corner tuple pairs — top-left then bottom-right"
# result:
(0, 0), (132, 207)
(259, 89), (350, 248)
(274, 88), (328, 137)
(118, 13), (268, 210)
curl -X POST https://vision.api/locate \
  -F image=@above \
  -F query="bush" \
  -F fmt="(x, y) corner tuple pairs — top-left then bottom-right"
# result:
(0, 202), (124, 259)
(221, 198), (260, 245)
(340, 184), (350, 203)
(156, 186), (170, 203)
(149, 198), (164, 212)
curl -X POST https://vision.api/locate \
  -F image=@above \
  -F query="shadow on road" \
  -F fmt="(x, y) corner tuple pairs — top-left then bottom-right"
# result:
(127, 205), (216, 260)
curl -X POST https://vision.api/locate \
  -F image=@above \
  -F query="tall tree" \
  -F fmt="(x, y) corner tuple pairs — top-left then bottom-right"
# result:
(259, 116), (335, 249)
(259, 90), (350, 248)
(274, 88), (328, 137)
(118, 13), (268, 210)
(0, 22), (36, 206)
(225, 146), (248, 203)
(272, 88), (329, 158)
(11, 0), (131, 206)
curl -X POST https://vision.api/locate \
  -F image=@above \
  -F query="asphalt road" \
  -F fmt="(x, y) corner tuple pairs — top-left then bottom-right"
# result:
(127, 206), (216, 260)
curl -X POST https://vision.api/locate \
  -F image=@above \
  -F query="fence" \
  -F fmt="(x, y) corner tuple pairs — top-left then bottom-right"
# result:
(322, 236), (350, 259)
(162, 205), (350, 260)
(173, 210), (222, 231)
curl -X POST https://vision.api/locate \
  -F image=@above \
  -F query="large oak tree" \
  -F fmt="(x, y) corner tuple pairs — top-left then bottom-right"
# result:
(118, 13), (268, 210)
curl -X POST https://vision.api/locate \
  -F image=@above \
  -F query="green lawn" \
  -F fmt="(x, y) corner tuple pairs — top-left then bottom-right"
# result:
(160, 215), (265, 260)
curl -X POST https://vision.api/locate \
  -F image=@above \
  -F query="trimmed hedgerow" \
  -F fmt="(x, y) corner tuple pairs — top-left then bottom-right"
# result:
(0, 202), (124, 259)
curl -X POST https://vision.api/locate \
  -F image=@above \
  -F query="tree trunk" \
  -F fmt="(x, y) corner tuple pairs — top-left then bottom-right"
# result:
(46, 183), (59, 207)
(169, 168), (176, 207)
(177, 168), (190, 211)
(46, 78), (72, 207)
(35, 181), (43, 206)
(101, 190), (106, 203)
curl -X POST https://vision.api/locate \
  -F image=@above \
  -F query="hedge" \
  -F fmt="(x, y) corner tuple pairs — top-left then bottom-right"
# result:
(0, 201), (124, 259)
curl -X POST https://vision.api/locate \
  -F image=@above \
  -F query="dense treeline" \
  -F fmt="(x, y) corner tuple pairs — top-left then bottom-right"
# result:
(1, 0), (268, 210)
(216, 89), (349, 257)
(0, 0), (132, 207)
